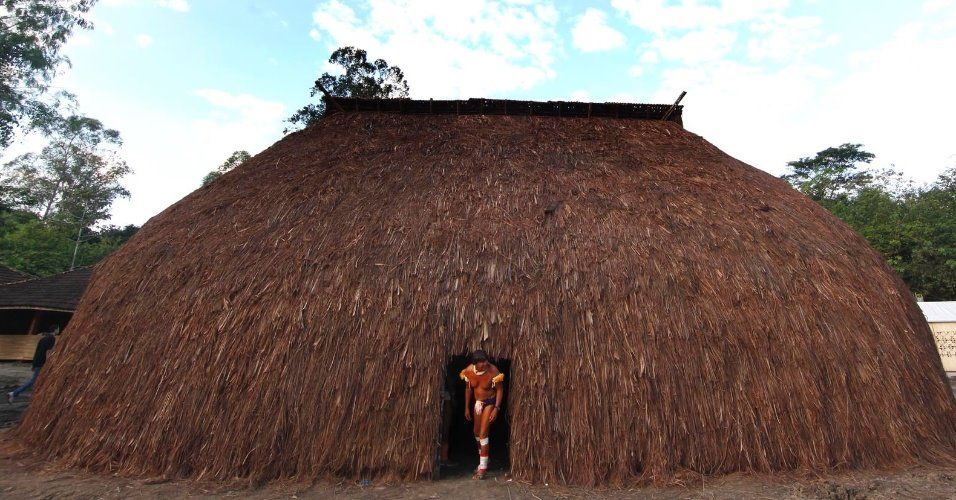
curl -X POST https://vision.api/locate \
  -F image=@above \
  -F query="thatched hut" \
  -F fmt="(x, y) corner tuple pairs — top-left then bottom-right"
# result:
(13, 98), (956, 485)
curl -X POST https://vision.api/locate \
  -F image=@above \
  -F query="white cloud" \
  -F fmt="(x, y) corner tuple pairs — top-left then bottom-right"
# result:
(103, 89), (286, 226)
(652, 3), (956, 183)
(652, 61), (830, 173)
(748, 15), (838, 61)
(923, 0), (954, 12)
(308, 0), (561, 98)
(572, 8), (626, 52)
(813, 6), (956, 181)
(610, 0), (786, 33)
(193, 89), (286, 125)
(613, 0), (833, 66)
(135, 34), (153, 48)
(650, 28), (738, 64)
(158, 0), (189, 12)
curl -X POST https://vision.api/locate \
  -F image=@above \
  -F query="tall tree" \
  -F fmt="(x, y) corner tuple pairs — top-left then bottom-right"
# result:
(781, 143), (875, 205)
(201, 149), (250, 186)
(3, 113), (129, 225)
(0, 0), (96, 148)
(286, 46), (409, 131)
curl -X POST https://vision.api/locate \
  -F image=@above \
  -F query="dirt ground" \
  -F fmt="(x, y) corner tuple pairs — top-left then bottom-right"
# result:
(2, 362), (955, 499)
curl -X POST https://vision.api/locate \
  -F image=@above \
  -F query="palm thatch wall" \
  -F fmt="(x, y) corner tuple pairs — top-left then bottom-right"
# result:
(13, 106), (956, 485)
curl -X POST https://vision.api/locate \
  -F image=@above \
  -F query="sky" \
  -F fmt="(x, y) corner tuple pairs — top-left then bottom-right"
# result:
(16, 0), (956, 226)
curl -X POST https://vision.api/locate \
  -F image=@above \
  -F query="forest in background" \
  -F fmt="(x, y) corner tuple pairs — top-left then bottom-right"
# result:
(781, 144), (955, 301)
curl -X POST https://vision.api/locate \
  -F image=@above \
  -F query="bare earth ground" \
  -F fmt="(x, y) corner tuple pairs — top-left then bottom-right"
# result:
(2, 362), (955, 499)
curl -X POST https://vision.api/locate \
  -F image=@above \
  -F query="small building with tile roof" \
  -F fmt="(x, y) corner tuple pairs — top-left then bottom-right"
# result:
(0, 267), (93, 360)
(0, 264), (32, 284)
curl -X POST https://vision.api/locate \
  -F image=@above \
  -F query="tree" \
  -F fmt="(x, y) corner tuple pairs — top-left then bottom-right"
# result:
(0, 213), (138, 276)
(2, 111), (130, 269)
(783, 146), (956, 300)
(286, 46), (409, 131)
(201, 150), (250, 186)
(781, 143), (875, 205)
(901, 167), (956, 300)
(3, 113), (129, 225)
(0, 0), (96, 148)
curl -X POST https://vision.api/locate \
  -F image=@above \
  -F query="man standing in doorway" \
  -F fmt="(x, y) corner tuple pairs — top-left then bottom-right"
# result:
(461, 349), (505, 479)
(7, 326), (59, 403)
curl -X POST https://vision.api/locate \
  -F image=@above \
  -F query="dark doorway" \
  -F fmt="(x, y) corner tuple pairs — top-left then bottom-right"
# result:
(437, 354), (511, 478)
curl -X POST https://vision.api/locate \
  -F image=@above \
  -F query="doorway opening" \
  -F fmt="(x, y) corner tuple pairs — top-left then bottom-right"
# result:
(437, 354), (511, 479)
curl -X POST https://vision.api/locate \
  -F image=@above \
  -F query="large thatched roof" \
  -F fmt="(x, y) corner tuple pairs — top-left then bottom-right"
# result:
(13, 100), (956, 485)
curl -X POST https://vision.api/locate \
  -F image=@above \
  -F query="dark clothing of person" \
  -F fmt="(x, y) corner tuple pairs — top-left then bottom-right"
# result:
(11, 367), (39, 397)
(32, 334), (56, 369)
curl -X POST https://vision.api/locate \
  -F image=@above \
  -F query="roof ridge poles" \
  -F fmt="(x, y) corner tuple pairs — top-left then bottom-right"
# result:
(661, 91), (687, 121)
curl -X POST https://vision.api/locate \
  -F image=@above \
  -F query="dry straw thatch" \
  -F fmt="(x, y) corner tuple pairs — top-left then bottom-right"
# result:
(12, 100), (956, 486)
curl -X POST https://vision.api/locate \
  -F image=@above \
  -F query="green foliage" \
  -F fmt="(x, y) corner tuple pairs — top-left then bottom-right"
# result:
(0, 208), (136, 276)
(783, 145), (956, 300)
(201, 150), (250, 186)
(286, 46), (409, 131)
(2, 110), (130, 226)
(0, 0), (96, 148)
(902, 170), (956, 300)
(0, 1), (132, 276)
(781, 143), (875, 204)
(0, 103), (131, 275)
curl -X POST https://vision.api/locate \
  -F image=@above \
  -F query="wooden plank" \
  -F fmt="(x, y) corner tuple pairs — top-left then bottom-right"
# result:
(0, 335), (39, 361)
(661, 91), (687, 121)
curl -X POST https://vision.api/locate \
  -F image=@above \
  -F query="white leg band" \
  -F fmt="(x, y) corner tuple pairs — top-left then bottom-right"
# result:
(479, 437), (489, 446)
(479, 456), (489, 469)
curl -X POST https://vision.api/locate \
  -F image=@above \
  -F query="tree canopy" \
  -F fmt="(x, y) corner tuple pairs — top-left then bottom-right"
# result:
(781, 143), (876, 203)
(2, 111), (129, 227)
(286, 46), (409, 131)
(0, 0), (96, 148)
(201, 150), (250, 186)
(783, 144), (956, 300)
(0, 0), (136, 276)
(0, 209), (137, 276)
(0, 103), (132, 275)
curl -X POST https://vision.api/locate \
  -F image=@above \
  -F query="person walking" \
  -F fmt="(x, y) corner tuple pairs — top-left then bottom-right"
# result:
(7, 326), (59, 403)
(460, 349), (505, 479)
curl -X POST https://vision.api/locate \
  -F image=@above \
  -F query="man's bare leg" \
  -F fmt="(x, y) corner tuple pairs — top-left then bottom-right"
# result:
(474, 405), (494, 479)
(472, 408), (482, 477)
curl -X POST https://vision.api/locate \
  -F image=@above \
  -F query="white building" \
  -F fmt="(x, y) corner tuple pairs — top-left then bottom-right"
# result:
(918, 301), (956, 373)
